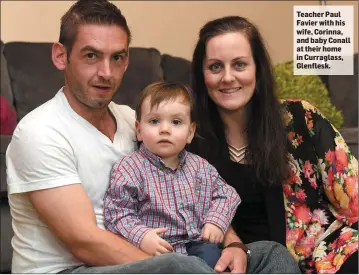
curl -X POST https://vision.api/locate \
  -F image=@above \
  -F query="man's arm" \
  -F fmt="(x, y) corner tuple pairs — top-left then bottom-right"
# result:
(29, 183), (150, 266)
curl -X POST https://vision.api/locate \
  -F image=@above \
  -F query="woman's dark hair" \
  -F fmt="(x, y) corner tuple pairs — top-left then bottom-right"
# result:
(189, 16), (289, 186)
(59, 0), (131, 56)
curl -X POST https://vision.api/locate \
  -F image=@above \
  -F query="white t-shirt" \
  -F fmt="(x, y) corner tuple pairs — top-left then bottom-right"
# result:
(6, 88), (137, 273)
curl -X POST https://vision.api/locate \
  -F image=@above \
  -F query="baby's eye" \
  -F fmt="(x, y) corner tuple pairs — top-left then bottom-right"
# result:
(149, 119), (159, 125)
(172, 119), (182, 125)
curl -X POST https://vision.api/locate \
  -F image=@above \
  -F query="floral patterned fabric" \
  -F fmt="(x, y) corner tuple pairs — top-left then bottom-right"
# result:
(282, 100), (358, 274)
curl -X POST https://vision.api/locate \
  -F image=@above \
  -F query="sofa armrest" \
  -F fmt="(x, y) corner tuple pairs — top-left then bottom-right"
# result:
(0, 135), (11, 194)
(340, 127), (358, 159)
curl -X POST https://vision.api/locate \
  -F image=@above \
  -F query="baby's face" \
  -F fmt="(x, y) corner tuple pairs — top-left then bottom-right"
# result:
(136, 96), (195, 162)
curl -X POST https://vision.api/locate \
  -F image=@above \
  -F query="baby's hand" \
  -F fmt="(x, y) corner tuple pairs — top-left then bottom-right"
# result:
(140, 228), (174, 256)
(202, 223), (224, 244)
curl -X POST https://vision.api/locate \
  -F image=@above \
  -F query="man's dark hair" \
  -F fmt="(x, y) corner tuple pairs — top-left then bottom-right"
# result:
(59, 0), (131, 56)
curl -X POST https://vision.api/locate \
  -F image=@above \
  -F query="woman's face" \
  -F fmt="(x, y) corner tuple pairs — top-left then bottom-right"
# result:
(203, 31), (256, 114)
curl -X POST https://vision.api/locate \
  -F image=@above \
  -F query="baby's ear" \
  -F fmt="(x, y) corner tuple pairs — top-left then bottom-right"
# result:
(187, 122), (197, 144)
(135, 120), (142, 141)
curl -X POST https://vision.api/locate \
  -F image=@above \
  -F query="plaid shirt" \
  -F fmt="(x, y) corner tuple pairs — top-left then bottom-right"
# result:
(103, 144), (241, 254)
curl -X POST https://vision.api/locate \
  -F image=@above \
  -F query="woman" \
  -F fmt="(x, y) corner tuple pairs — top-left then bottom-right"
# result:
(189, 16), (358, 274)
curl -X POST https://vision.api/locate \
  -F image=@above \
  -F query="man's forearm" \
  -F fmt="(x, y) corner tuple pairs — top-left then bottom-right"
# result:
(71, 226), (150, 266)
(223, 225), (243, 247)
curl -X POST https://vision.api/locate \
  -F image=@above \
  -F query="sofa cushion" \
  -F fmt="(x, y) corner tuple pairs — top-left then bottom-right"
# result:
(340, 127), (358, 159)
(113, 47), (163, 109)
(0, 135), (11, 195)
(4, 42), (64, 122)
(0, 202), (13, 273)
(327, 54), (358, 128)
(161, 54), (191, 86)
(1, 41), (14, 109)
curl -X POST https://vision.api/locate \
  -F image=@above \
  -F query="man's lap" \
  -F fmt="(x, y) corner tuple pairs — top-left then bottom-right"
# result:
(59, 253), (215, 274)
(59, 241), (301, 274)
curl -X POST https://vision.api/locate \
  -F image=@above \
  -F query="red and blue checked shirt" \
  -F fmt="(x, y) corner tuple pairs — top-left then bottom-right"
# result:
(103, 144), (241, 254)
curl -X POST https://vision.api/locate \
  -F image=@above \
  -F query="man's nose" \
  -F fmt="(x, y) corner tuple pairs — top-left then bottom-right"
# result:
(98, 59), (112, 80)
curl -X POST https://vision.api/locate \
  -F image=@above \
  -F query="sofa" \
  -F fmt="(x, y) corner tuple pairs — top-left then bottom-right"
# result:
(0, 40), (357, 273)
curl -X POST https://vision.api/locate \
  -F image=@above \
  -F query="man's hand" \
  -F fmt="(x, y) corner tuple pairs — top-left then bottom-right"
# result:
(214, 246), (247, 274)
(202, 223), (224, 244)
(140, 228), (173, 256)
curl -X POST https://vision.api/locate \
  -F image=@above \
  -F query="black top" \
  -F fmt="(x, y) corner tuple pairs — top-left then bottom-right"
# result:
(218, 160), (270, 244)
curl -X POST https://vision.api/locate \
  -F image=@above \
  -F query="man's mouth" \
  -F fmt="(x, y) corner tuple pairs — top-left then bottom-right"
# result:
(219, 87), (242, 94)
(92, 85), (112, 92)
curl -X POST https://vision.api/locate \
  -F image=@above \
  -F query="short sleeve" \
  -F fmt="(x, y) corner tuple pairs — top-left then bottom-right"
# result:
(6, 122), (80, 194)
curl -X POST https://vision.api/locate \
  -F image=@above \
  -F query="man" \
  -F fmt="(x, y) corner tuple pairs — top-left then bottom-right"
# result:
(6, 0), (214, 273)
(6, 0), (301, 274)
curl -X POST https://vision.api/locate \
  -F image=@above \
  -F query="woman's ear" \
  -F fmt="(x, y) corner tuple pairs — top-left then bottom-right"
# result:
(52, 42), (68, 71)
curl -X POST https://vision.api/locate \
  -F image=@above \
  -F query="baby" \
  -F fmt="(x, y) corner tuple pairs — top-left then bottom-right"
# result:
(103, 81), (241, 268)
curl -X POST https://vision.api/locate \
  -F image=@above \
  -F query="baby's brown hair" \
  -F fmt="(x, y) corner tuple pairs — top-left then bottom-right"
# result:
(136, 81), (196, 123)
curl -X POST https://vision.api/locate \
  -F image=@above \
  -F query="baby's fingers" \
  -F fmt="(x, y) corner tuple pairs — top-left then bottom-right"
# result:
(159, 239), (174, 252)
(202, 227), (210, 241)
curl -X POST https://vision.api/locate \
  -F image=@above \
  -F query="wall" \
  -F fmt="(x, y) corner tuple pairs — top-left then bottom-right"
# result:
(1, 1), (358, 64)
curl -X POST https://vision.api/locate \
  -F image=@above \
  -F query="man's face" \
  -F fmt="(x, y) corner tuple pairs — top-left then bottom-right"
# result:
(64, 24), (129, 110)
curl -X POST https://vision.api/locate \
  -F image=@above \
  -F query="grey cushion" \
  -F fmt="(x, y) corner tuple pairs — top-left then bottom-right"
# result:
(0, 202), (13, 273)
(327, 54), (358, 128)
(1, 41), (14, 108)
(113, 47), (163, 109)
(161, 54), (191, 86)
(4, 42), (64, 122)
(340, 127), (358, 159)
(0, 135), (11, 194)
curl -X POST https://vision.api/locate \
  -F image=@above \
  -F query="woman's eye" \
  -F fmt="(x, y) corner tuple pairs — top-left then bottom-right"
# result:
(149, 119), (159, 125)
(172, 120), (181, 125)
(235, 62), (246, 69)
(209, 63), (222, 72)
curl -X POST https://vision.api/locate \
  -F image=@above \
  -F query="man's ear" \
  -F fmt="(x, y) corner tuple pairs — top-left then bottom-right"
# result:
(52, 42), (68, 71)
(187, 122), (197, 144)
(135, 120), (142, 142)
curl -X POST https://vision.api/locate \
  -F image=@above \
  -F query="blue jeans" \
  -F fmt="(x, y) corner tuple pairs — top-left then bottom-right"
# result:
(185, 241), (220, 269)
(59, 241), (301, 273)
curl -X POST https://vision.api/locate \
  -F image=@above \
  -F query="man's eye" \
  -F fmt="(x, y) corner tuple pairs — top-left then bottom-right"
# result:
(86, 53), (97, 59)
(149, 119), (159, 125)
(113, 54), (124, 61)
(209, 63), (222, 72)
(172, 120), (181, 125)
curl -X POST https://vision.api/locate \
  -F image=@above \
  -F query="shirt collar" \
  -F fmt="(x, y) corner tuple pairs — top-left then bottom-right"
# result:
(139, 143), (187, 171)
